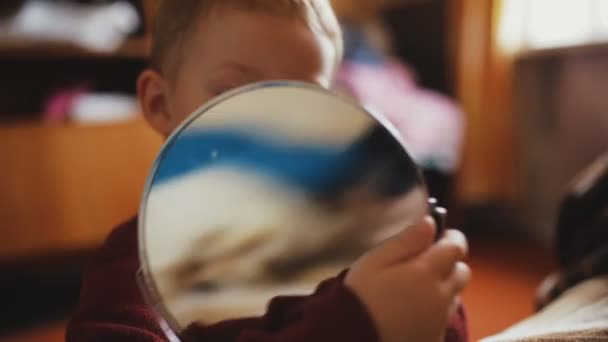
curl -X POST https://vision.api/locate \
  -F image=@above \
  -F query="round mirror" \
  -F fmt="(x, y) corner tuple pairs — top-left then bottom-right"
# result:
(138, 81), (439, 336)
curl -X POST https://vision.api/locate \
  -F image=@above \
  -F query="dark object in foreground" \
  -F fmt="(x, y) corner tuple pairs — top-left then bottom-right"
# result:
(537, 152), (608, 309)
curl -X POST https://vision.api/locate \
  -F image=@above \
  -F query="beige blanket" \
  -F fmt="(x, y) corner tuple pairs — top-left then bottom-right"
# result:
(482, 276), (608, 341)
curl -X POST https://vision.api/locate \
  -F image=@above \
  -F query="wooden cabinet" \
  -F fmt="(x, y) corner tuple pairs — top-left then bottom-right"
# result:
(0, 0), (163, 260)
(0, 120), (161, 260)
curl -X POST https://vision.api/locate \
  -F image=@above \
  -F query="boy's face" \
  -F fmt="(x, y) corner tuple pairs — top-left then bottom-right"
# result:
(139, 10), (337, 137)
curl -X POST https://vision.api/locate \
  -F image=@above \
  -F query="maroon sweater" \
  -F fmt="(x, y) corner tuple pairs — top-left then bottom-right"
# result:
(67, 218), (468, 341)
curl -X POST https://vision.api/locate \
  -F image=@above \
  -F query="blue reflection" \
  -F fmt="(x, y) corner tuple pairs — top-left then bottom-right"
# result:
(153, 125), (417, 197)
(153, 129), (359, 194)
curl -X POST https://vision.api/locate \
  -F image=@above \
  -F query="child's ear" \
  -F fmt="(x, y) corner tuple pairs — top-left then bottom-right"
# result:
(138, 69), (173, 137)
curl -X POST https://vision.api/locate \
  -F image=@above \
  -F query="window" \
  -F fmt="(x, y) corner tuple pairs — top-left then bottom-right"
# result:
(498, 0), (608, 53)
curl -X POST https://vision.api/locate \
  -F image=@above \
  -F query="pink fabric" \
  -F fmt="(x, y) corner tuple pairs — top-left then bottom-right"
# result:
(335, 60), (465, 172)
(42, 83), (91, 122)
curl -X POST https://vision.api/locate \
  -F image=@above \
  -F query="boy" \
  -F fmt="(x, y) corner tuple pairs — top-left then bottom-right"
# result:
(67, 1), (470, 341)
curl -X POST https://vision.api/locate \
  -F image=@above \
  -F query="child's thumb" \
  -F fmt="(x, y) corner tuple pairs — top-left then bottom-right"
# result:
(362, 216), (436, 267)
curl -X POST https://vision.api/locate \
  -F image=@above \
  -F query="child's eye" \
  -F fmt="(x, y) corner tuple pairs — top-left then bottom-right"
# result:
(208, 85), (231, 97)
(208, 74), (255, 97)
(208, 82), (243, 97)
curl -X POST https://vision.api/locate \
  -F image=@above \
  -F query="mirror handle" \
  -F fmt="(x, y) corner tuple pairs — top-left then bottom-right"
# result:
(428, 198), (447, 241)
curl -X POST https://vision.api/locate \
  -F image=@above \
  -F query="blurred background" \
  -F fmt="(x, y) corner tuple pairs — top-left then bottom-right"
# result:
(0, 0), (606, 341)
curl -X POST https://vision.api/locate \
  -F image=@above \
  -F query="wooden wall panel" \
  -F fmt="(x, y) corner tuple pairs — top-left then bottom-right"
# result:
(452, 0), (518, 204)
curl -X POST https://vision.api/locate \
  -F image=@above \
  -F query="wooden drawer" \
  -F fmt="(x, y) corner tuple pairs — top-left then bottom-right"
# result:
(0, 119), (161, 260)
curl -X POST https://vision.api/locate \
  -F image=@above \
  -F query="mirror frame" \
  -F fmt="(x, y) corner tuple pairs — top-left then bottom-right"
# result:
(136, 80), (422, 334)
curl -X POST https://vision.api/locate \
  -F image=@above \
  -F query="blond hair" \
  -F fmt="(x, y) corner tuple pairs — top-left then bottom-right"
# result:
(150, 0), (343, 76)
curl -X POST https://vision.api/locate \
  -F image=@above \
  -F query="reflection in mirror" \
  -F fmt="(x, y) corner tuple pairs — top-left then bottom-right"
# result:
(138, 82), (430, 334)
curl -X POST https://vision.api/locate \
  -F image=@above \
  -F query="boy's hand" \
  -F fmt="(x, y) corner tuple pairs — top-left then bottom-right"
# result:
(345, 216), (470, 342)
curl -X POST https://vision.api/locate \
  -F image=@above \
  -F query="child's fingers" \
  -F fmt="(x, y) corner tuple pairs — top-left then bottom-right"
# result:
(444, 262), (471, 296)
(448, 297), (463, 320)
(363, 216), (436, 267)
(422, 230), (468, 278)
